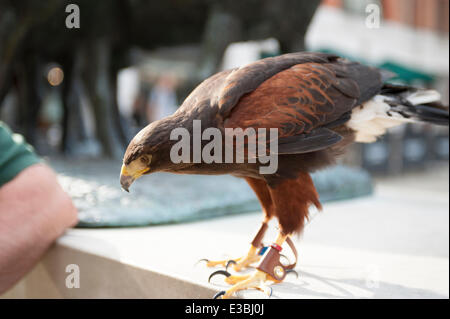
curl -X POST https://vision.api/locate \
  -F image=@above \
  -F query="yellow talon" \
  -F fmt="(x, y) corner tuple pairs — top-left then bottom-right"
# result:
(230, 246), (261, 271)
(220, 270), (268, 299)
(201, 257), (242, 268)
(200, 245), (261, 271)
(212, 232), (292, 299)
(224, 274), (251, 285)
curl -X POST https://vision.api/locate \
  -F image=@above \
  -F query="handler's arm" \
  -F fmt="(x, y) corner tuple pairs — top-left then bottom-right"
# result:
(0, 123), (78, 294)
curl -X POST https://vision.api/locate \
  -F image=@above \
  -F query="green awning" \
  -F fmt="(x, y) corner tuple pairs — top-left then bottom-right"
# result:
(315, 48), (435, 85)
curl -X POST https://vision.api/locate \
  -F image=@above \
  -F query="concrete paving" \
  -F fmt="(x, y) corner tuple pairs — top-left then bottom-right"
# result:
(3, 164), (448, 299)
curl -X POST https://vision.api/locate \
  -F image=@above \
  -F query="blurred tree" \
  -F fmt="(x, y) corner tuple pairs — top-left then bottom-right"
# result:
(199, 0), (321, 77)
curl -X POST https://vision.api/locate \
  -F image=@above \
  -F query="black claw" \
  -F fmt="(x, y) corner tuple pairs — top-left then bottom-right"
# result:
(268, 286), (273, 297)
(225, 260), (237, 271)
(280, 254), (291, 265)
(195, 258), (209, 266)
(213, 291), (226, 299)
(208, 270), (232, 283)
(286, 269), (299, 279)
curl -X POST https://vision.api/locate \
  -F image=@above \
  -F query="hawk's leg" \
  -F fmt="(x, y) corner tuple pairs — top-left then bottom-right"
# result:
(200, 177), (274, 272)
(213, 232), (298, 299)
(199, 221), (269, 271)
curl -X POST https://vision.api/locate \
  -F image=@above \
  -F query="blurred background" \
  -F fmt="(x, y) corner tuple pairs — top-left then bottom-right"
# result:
(0, 0), (448, 175)
(1, 1), (448, 299)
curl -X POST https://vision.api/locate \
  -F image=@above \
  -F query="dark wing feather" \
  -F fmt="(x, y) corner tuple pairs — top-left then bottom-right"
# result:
(277, 128), (343, 155)
(217, 52), (339, 118)
(326, 61), (384, 103)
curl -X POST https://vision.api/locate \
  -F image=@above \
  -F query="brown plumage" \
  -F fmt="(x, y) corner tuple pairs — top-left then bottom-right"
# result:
(121, 52), (448, 236)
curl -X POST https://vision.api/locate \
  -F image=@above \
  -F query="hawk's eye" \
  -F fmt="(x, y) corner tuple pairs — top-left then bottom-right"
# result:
(140, 156), (148, 165)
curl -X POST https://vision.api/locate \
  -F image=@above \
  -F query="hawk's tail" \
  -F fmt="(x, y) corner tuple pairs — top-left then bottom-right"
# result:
(348, 83), (448, 143)
(379, 83), (449, 126)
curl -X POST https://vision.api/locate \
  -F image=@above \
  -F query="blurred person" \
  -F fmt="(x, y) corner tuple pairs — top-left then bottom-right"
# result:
(146, 75), (178, 123)
(0, 122), (77, 294)
(131, 85), (151, 127)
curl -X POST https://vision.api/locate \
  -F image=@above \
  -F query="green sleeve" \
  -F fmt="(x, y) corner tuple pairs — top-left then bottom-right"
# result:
(0, 121), (42, 187)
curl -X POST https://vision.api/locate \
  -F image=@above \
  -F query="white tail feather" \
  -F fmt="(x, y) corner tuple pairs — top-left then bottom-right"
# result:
(406, 90), (441, 105)
(347, 90), (441, 143)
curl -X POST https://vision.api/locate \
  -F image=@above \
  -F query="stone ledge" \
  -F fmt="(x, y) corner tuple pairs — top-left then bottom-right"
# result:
(2, 173), (449, 298)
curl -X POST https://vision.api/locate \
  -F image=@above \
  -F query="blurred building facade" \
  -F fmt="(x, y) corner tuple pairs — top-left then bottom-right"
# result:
(323, 0), (449, 32)
(307, 0), (449, 174)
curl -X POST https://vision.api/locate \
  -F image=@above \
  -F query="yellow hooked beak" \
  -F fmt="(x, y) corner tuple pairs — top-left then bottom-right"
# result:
(120, 164), (149, 192)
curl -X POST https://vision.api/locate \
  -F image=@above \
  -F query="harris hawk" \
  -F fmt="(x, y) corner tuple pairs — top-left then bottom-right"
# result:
(120, 52), (449, 298)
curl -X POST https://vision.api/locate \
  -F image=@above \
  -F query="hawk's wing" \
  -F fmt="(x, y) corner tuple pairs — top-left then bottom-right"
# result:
(220, 53), (384, 155)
